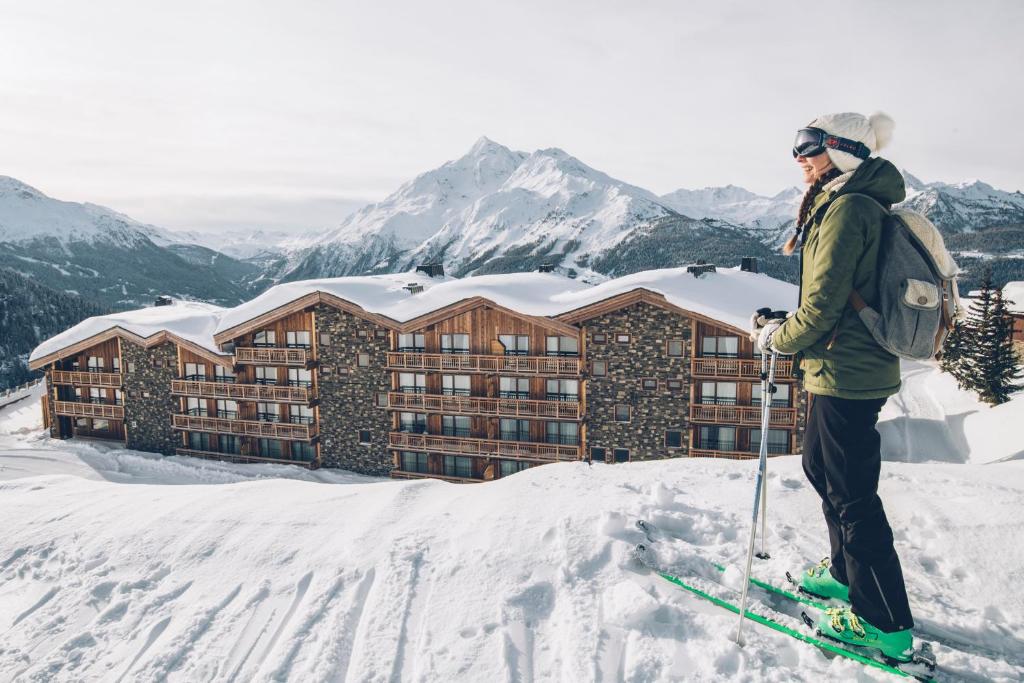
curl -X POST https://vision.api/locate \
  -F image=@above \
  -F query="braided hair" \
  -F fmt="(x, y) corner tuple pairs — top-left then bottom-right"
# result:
(782, 167), (842, 255)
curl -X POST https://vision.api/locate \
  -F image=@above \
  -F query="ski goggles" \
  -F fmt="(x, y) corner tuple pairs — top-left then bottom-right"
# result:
(792, 127), (872, 160)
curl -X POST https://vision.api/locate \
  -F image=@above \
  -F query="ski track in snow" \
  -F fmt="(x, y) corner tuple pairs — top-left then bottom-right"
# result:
(2, 384), (1024, 681)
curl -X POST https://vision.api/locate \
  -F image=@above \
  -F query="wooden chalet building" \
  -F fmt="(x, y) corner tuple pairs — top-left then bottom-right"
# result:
(30, 264), (805, 482)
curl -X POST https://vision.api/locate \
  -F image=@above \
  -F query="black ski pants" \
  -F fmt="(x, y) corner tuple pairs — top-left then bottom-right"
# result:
(802, 394), (914, 632)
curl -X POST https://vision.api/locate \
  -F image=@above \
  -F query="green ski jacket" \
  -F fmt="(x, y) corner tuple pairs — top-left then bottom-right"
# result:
(770, 157), (905, 399)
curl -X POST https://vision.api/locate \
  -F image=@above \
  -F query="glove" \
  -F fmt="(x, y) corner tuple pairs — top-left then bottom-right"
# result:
(756, 318), (784, 354)
(749, 307), (790, 342)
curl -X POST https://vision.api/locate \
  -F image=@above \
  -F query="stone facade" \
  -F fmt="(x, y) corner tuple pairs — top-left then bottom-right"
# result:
(582, 301), (692, 461)
(314, 304), (393, 475)
(122, 340), (179, 455)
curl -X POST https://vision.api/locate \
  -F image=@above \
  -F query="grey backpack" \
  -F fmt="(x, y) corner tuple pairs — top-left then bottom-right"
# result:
(839, 193), (964, 361)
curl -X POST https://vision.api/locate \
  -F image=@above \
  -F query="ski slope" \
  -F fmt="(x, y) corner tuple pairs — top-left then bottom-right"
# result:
(1, 368), (1023, 682)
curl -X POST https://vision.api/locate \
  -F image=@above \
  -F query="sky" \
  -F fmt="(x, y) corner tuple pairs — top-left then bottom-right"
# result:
(1, 0), (1021, 235)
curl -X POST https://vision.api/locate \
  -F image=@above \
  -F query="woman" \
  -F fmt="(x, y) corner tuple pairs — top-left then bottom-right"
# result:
(752, 111), (915, 662)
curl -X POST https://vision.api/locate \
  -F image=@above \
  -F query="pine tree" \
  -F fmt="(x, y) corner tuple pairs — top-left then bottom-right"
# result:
(976, 288), (1023, 405)
(940, 319), (971, 389)
(957, 270), (995, 394)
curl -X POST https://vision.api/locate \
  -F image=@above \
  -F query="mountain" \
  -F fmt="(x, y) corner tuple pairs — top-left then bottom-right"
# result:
(659, 184), (802, 247)
(0, 176), (261, 307)
(899, 175), (1024, 234)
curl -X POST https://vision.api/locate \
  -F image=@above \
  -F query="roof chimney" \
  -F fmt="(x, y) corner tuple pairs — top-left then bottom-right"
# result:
(404, 282), (424, 294)
(538, 263), (554, 273)
(415, 263), (445, 278)
(154, 295), (174, 307)
(685, 262), (717, 278)
(740, 257), (759, 273)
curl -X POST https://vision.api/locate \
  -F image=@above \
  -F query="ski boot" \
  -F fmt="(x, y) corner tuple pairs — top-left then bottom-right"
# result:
(814, 607), (914, 664)
(792, 557), (850, 602)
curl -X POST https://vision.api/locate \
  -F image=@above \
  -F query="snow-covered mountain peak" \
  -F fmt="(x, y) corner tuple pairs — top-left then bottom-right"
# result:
(901, 169), (928, 192)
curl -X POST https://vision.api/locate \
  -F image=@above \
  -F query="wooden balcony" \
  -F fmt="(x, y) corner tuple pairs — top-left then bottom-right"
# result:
(172, 414), (316, 440)
(389, 470), (480, 484)
(54, 401), (124, 420)
(50, 370), (122, 387)
(387, 392), (581, 419)
(688, 448), (759, 460)
(234, 347), (310, 366)
(175, 448), (318, 469)
(170, 380), (314, 404)
(389, 432), (580, 462)
(691, 357), (794, 380)
(689, 403), (797, 428)
(386, 352), (582, 376)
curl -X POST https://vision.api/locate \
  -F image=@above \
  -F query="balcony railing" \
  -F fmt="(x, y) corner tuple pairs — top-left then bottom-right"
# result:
(691, 357), (794, 379)
(387, 392), (581, 419)
(389, 432), (579, 462)
(50, 370), (123, 387)
(234, 347), (310, 366)
(172, 414), (316, 440)
(170, 380), (314, 403)
(175, 448), (318, 469)
(689, 404), (797, 428)
(689, 448), (761, 460)
(54, 400), (125, 420)
(387, 352), (582, 376)
(390, 470), (479, 484)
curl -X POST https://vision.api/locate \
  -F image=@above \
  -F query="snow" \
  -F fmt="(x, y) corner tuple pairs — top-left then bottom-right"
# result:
(1002, 281), (1024, 314)
(216, 267), (797, 337)
(659, 184), (801, 232)
(29, 300), (225, 363)
(1, 375), (1024, 681)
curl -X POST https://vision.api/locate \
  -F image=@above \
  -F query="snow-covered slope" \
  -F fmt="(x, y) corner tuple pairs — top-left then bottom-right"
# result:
(1, 383), (1023, 681)
(899, 172), (1024, 234)
(659, 184), (802, 244)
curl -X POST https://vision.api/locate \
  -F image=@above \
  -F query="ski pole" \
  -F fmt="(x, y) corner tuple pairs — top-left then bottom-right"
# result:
(735, 349), (778, 646)
(756, 350), (774, 561)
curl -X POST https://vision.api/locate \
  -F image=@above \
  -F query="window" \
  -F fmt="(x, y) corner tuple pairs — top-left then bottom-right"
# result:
(592, 360), (607, 377)
(641, 378), (658, 390)
(376, 392), (390, 408)
(443, 455), (473, 478)
(189, 431), (211, 451)
(214, 365), (236, 383)
(358, 429), (372, 445)
(499, 376), (529, 399)
(442, 415), (471, 437)
(546, 336), (579, 357)
(357, 329), (369, 340)
(289, 404), (314, 424)
(357, 353), (370, 367)
(613, 448), (630, 463)
(401, 451), (429, 473)
(590, 447), (606, 462)
(216, 399), (238, 419)
(399, 373), (426, 394)
(545, 421), (579, 445)
(291, 442), (316, 462)
(255, 367), (277, 385)
(153, 358), (164, 368)
(614, 405), (631, 422)
(701, 381), (738, 405)
(701, 335), (739, 358)
(750, 429), (790, 455)
(319, 333), (331, 347)
(499, 334), (529, 356)
(441, 333), (470, 354)
(500, 460), (529, 477)
(257, 402), (280, 422)
(286, 330), (311, 348)
(114, 389), (123, 406)
(666, 430), (683, 449)
(500, 418), (531, 442)
(91, 418), (110, 431)
(752, 383), (791, 407)
(87, 356), (104, 372)
(126, 361), (136, 374)
(592, 333), (607, 344)
(111, 357), (120, 372)
(667, 378), (683, 390)
(546, 378), (579, 402)
(399, 412), (427, 433)
(254, 330), (277, 347)
(616, 333), (630, 344)
(88, 387), (104, 404)
(700, 425), (737, 452)
(219, 435), (241, 455)
(75, 417), (89, 429)
(442, 374), (471, 396)
(288, 368), (313, 387)
(184, 362), (206, 381)
(185, 397), (207, 416)
(375, 329), (388, 338)
(258, 438), (283, 458)
(667, 339), (684, 357)
(398, 333), (425, 352)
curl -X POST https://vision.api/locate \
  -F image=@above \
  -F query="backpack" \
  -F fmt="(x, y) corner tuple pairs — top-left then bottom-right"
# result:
(839, 193), (964, 361)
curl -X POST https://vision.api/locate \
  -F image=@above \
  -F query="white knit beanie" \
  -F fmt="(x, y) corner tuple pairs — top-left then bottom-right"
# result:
(808, 111), (896, 172)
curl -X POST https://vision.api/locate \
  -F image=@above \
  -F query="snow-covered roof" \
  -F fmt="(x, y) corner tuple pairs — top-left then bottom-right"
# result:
(30, 300), (225, 364)
(1003, 281), (1024, 315)
(215, 267), (797, 337)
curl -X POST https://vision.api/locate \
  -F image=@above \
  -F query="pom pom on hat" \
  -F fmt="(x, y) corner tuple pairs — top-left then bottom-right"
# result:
(808, 111), (896, 172)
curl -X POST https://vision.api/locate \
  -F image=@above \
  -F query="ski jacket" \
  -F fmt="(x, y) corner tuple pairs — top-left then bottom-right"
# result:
(770, 157), (905, 399)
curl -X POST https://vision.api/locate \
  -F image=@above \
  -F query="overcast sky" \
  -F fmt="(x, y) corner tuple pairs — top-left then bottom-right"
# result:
(1, 0), (1021, 234)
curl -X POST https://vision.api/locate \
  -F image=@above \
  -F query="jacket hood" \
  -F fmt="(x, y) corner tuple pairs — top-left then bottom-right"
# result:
(834, 157), (906, 206)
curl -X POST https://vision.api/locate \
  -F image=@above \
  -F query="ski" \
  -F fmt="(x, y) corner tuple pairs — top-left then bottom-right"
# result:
(632, 543), (936, 681)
